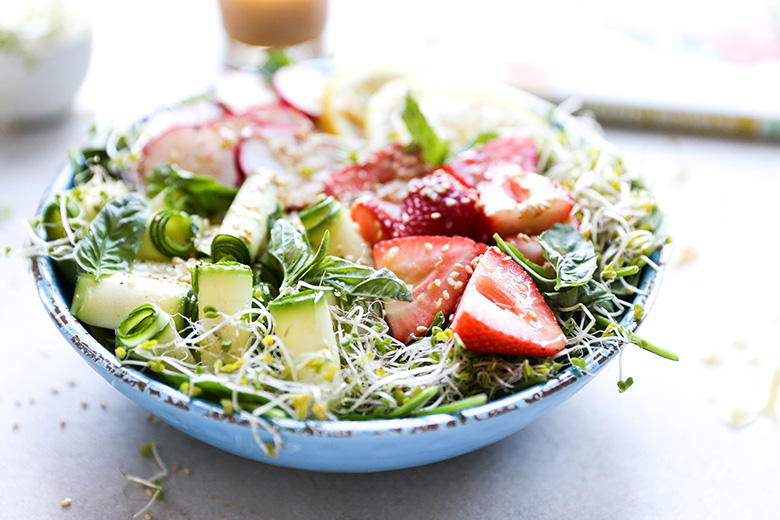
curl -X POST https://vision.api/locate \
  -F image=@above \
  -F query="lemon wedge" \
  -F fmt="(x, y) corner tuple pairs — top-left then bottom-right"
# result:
(320, 66), (406, 139)
(364, 76), (548, 152)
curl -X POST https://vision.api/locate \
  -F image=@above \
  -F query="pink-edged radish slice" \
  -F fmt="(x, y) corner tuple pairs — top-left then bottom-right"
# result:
(272, 63), (327, 119)
(140, 100), (225, 140)
(236, 135), (287, 179)
(138, 123), (244, 187)
(213, 69), (278, 114)
(239, 102), (315, 135)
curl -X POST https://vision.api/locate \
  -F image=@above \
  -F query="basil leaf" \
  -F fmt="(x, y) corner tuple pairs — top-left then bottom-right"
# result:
(267, 219), (315, 288)
(402, 93), (449, 167)
(494, 235), (555, 290)
(146, 164), (238, 215)
(539, 223), (598, 290)
(74, 193), (150, 279)
(303, 257), (413, 302)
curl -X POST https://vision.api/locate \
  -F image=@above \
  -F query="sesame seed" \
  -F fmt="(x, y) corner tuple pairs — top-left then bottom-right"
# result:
(527, 310), (538, 319)
(442, 243), (450, 252)
(435, 299), (443, 309)
(465, 265), (474, 274)
(454, 281), (463, 290)
(451, 271), (460, 279)
(417, 326), (427, 333)
(427, 282), (436, 291)
(61, 498), (72, 508)
(425, 242), (433, 251)
(434, 279), (441, 287)
(183, 467), (192, 475)
(431, 212), (441, 219)
(454, 263), (465, 269)
(435, 259), (443, 270)
(443, 290), (451, 300)
(145, 513), (152, 520)
(447, 277), (456, 287)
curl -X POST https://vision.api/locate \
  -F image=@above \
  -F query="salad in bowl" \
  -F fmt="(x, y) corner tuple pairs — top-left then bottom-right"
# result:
(29, 61), (674, 471)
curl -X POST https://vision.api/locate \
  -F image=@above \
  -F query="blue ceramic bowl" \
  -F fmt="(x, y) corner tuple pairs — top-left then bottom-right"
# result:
(31, 96), (669, 473)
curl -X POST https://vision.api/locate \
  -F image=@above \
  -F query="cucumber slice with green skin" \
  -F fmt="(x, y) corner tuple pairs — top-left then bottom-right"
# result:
(136, 209), (197, 261)
(71, 272), (190, 329)
(192, 261), (254, 364)
(299, 196), (373, 266)
(116, 303), (195, 365)
(268, 289), (340, 382)
(211, 168), (280, 265)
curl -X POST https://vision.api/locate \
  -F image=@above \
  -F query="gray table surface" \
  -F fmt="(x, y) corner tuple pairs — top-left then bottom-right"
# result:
(2, 1), (780, 518)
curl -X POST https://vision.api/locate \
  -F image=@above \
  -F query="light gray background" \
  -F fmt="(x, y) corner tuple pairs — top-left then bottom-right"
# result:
(2, 1), (779, 518)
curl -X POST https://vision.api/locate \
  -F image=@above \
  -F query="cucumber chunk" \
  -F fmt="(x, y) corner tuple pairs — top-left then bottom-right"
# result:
(299, 196), (373, 265)
(71, 272), (190, 330)
(192, 261), (254, 364)
(269, 289), (340, 382)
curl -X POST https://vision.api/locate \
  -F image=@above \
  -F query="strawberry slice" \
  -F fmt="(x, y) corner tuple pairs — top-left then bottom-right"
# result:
(479, 162), (574, 236)
(374, 236), (481, 343)
(325, 143), (429, 204)
(448, 134), (539, 186)
(395, 169), (488, 242)
(451, 246), (566, 357)
(351, 198), (399, 245)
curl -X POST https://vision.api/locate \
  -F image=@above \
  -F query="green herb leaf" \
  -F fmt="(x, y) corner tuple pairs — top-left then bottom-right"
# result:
(464, 131), (499, 150)
(617, 377), (634, 393)
(538, 223), (598, 290)
(145, 164), (238, 215)
(258, 48), (293, 81)
(401, 93), (449, 166)
(303, 256), (413, 302)
(267, 219), (317, 288)
(74, 193), (150, 279)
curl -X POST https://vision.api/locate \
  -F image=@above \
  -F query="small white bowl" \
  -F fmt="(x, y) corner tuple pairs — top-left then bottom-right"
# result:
(0, 30), (91, 126)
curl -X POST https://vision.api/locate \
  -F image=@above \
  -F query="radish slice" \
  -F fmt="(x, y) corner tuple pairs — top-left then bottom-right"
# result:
(240, 102), (315, 134)
(213, 69), (278, 114)
(138, 123), (244, 187)
(140, 100), (225, 140)
(236, 135), (286, 179)
(272, 63), (327, 118)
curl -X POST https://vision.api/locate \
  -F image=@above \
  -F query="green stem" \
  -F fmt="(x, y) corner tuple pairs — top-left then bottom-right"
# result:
(594, 315), (678, 361)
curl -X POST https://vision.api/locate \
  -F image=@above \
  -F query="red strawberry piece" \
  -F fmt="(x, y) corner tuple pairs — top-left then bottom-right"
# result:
(479, 162), (574, 236)
(374, 236), (482, 343)
(351, 198), (400, 245)
(325, 143), (429, 204)
(395, 169), (488, 242)
(448, 134), (539, 186)
(451, 246), (566, 357)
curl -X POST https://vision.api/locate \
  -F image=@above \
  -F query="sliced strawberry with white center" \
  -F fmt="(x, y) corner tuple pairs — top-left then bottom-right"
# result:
(451, 246), (566, 357)
(325, 143), (429, 204)
(448, 134), (539, 186)
(479, 162), (574, 236)
(374, 236), (481, 343)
